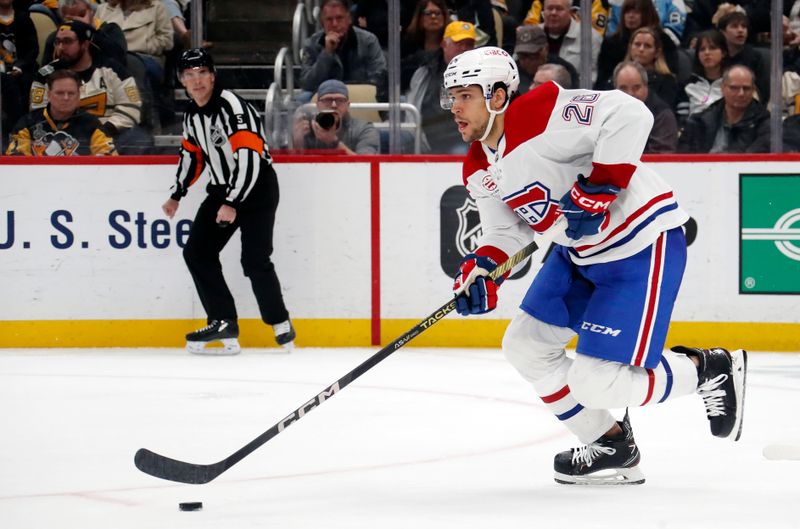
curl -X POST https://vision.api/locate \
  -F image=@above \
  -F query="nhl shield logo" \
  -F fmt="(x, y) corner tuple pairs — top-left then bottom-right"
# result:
(440, 185), (531, 279)
(455, 198), (481, 257)
(210, 124), (227, 147)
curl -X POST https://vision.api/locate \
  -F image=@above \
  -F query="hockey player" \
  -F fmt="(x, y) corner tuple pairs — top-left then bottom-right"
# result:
(162, 48), (295, 355)
(444, 46), (747, 485)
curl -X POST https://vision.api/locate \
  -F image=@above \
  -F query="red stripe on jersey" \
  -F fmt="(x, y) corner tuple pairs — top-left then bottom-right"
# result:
(475, 245), (510, 282)
(462, 141), (489, 186)
(541, 385), (570, 403)
(641, 368), (656, 405)
(503, 81), (559, 158)
(588, 162), (636, 189)
(475, 244), (509, 264)
(633, 233), (665, 366)
(574, 191), (674, 252)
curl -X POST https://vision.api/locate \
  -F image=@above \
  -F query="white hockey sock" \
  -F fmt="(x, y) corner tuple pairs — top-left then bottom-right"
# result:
(534, 356), (617, 444)
(568, 350), (699, 410)
(638, 349), (698, 405)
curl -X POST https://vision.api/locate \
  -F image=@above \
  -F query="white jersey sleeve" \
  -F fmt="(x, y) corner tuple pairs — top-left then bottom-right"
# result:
(462, 82), (687, 266)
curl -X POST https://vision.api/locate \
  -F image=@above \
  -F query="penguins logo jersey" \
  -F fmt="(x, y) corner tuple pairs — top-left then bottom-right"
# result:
(6, 107), (118, 156)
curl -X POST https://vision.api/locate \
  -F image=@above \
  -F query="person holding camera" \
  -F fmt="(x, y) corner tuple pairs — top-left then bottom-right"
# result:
(291, 79), (380, 155)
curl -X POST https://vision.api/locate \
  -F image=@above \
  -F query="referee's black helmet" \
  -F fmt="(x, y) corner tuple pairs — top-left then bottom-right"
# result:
(178, 48), (215, 74)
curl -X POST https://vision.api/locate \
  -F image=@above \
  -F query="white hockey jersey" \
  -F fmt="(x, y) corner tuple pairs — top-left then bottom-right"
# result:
(462, 81), (688, 266)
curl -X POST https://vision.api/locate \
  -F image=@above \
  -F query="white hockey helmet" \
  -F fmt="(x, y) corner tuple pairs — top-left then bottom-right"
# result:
(441, 46), (519, 141)
(442, 46), (520, 108)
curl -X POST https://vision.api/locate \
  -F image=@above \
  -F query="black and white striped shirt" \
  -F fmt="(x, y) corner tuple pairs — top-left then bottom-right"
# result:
(171, 88), (272, 205)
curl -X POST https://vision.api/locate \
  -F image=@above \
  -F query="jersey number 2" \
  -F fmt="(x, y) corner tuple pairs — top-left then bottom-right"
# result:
(562, 104), (594, 125)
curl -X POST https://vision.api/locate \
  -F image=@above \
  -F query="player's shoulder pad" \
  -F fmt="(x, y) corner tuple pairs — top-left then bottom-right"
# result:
(462, 141), (489, 186)
(503, 81), (560, 156)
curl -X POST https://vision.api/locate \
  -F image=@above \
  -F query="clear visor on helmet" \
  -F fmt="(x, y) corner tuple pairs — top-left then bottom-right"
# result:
(440, 84), (455, 110)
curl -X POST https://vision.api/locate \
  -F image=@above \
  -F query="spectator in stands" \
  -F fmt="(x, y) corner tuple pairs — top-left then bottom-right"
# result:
(676, 29), (728, 127)
(29, 19), (152, 153)
(299, 0), (387, 102)
(514, 24), (577, 93)
(605, 0), (685, 46)
(715, 5), (769, 103)
(400, 0), (448, 91)
(352, 0), (393, 50)
(6, 69), (117, 155)
(489, 0), (518, 54)
(537, 0), (601, 84)
(678, 65), (770, 153)
(594, 0), (681, 90)
(162, 0), (191, 49)
(406, 20), (476, 154)
(523, 0), (608, 37)
(787, 1), (800, 46)
(624, 26), (678, 109)
(531, 62), (572, 88)
(453, 0), (497, 47)
(782, 112), (800, 151)
(0, 0), (38, 106)
(686, 0), (771, 47)
(40, 0), (127, 68)
(95, 0), (173, 88)
(783, 11), (800, 77)
(613, 60), (678, 153)
(291, 79), (380, 154)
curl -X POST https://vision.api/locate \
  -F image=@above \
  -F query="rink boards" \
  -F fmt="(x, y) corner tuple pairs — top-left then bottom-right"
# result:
(1, 155), (799, 350)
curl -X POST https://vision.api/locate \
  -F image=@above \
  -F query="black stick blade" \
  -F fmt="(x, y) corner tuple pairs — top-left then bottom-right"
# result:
(134, 448), (226, 484)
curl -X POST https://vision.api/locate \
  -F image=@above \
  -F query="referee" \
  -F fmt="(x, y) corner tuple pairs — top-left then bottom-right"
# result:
(162, 48), (295, 354)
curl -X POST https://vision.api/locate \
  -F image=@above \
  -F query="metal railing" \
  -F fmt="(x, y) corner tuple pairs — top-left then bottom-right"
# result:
(264, 47), (296, 147)
(292, 0), (320, 65)
(292, 3), (309, 65)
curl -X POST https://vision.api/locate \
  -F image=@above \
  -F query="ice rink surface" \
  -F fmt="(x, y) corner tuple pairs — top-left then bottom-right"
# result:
(1, 346), (798, 529)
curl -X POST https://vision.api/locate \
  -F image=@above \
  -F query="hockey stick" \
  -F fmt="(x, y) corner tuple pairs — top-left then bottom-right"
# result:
(134, 222), (562, 484)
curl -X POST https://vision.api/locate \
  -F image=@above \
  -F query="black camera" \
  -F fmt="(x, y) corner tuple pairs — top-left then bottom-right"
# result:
(315, 110), (340, 131)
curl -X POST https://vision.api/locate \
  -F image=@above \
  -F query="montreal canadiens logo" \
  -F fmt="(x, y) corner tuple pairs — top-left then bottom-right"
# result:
(503, 182), (559, 230)
(481, 174), (497, 192)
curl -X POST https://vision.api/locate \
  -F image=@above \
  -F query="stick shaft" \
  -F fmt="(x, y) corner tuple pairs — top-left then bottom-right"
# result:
(135, 232), (553, 484)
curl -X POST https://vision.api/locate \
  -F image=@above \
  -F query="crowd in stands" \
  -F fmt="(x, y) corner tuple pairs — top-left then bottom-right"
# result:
(5, 0), (800, 155)
(292, 0), (800, 154)
(1, 0), (194, 155)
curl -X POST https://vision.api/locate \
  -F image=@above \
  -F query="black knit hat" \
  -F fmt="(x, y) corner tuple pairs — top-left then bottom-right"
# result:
(57, 19), (95, 42)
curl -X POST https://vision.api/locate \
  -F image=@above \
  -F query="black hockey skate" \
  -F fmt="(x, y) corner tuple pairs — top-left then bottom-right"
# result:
(554, 411), (645, 485)
(273, 320), (296, 351)
(671, 346), (747, 441)
(186, 319), (241, 355)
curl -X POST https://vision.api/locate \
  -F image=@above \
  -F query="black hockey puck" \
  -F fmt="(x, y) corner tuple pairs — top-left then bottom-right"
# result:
(179, 501), (203, 511)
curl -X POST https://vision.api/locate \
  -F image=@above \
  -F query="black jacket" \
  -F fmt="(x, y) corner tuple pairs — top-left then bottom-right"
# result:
(677, 98), (770, 153)
(0, 7), (38, 74)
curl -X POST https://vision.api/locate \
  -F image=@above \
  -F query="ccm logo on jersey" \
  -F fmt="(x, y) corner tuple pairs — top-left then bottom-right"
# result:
(581, 322), (621, 336)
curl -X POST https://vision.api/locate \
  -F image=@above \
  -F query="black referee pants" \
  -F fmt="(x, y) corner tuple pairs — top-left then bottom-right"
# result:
(182, 165), (290, 325)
